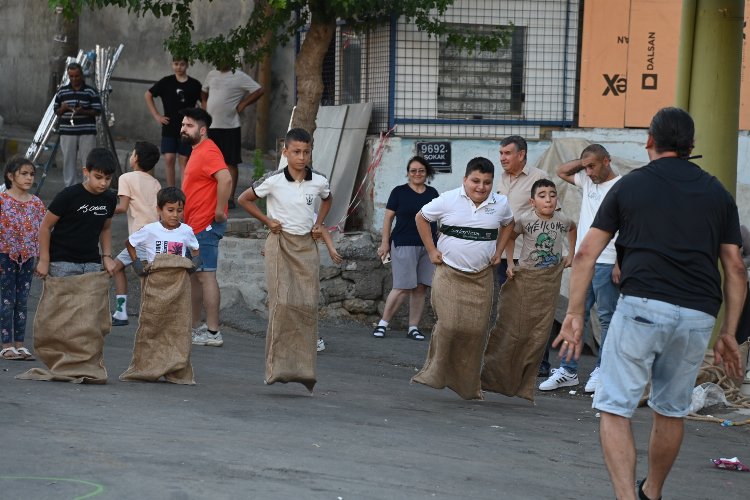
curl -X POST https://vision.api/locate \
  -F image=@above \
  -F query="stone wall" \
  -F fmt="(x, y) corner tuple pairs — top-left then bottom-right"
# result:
(217, 219), (435, 329)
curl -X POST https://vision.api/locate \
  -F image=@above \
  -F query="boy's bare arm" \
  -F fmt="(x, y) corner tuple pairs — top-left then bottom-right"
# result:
(200, 90), (208, 109)
(556, 158), (584, 185)
(114, 195), (130, 215)
(564, 222), (577, 267)
(237, 187), (281, 232)
(312, 194), (333, 240)
(35, 211), (60, 278)
(126, 240), (138, 262)
(416, 212), (442, 264)
(144, 90), (168, 125)
(495, 224), (516, 267)
(320, 227), (343, 264)
(100, 219), (116, 275)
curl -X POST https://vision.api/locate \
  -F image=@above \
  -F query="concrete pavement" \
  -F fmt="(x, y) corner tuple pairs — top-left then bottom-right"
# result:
(1, 129), (749, 499)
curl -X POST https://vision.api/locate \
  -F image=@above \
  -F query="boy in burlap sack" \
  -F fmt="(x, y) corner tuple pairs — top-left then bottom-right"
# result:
(237, 128), (332, 393)
(120, 187), (200, 384)
(412, 157), (514, 400)
(481, 179), (576, 401)
(18, 148), (118, 383)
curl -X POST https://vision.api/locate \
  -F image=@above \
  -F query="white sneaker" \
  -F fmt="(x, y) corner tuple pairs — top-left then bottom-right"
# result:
(204, 331), (224, 347)
(191, 324), (208, 346)
(317, 338), (326, 352)
(539, 367), (579, 391)
(584, 367), (601, 393)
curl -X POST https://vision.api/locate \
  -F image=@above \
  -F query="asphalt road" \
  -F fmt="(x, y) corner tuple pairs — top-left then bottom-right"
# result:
(1, 140), (749, 499)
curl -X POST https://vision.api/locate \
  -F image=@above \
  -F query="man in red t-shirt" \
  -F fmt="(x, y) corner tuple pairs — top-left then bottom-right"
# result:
(180, 107), (232, 347)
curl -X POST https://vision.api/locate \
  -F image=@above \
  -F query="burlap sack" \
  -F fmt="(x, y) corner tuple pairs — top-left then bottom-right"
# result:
(482, 265), (564, 401)
(412, 264), (494, 400)
(120, 254), (195, 384)
(17, 271), (111, 384)
(264, 231), (319, 392)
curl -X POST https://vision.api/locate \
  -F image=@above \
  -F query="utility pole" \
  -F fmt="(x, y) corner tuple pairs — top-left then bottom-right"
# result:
(676, 0), (744, 195)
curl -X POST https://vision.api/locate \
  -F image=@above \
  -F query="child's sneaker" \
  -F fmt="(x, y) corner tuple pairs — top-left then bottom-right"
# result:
(317, 338), (326, 352)
(539, 367), (579, 391)
(584, 367), (601, 393)
(204, 331), (224, 347)
(191, 324), (208, 346)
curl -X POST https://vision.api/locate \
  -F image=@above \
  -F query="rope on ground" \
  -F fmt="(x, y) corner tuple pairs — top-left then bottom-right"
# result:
(329, 126), (396, 232)
(687, 363), (750, 426)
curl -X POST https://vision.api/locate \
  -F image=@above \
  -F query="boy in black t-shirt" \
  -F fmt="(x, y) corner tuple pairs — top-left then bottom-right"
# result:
(36, 148), (118, 278)
(144, 58), (202, 187)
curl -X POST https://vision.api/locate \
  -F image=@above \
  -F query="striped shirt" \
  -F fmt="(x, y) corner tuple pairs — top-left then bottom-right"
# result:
(54, 83), (101, 135)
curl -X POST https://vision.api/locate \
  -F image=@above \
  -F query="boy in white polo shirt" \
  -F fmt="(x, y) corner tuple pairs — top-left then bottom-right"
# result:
(237, 128), (332, 393)
(412, 157), (515, 400)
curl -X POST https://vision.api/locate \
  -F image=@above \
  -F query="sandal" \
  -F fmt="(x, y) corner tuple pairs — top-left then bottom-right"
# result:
(372, 325), (386, 338)
(637, 478), (661, 500)
(407, 328), (425, 341)
(1, 347), (23, 360)
(15, 347), (35, 361)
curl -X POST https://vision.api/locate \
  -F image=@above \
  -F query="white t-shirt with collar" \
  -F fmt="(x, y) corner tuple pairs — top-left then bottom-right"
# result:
(420, 186), (514, 272)
(252, 166), (331, 236)
(574, 170), (620, 264)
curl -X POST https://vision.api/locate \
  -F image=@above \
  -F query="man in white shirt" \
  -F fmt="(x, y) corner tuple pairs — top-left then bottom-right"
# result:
(540, 144), (621, 392)
(201, 65), (264, 208)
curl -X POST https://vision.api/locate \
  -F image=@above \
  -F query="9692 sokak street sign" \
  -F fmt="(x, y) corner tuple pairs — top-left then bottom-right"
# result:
(416, 141), (451, 173)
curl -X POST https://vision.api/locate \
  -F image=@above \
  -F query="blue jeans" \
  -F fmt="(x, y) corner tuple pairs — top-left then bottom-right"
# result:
(593, 295), (715, 418)
(194, 221), (226, 272)
(561, 263), (619, 374)
(48, 261), (102, 277)
(0, 254), (35, 344)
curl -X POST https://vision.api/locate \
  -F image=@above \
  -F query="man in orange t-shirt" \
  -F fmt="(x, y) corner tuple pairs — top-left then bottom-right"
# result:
(180, 107), (232, 347)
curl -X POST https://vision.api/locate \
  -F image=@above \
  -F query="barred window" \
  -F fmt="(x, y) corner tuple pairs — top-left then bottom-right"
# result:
(438, 25), (525, 119)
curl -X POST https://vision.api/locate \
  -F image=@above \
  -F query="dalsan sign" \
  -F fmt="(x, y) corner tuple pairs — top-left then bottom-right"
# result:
(415, 141), (451, 173)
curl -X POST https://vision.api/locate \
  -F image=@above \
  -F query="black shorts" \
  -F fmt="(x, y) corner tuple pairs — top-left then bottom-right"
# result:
(208, 127), (242, 165)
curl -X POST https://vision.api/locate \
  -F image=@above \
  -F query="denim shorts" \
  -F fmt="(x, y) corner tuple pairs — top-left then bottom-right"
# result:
(593, 294), (715, 418)
(115, 246), (148, 266)
(194, 221), (226, 272)
(49, 261), (102, 277)
(161, 136), (192, 157)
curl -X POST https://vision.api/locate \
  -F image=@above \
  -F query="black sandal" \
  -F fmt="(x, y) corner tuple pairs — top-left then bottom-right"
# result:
(372, 325), (386, 338)
(406, 328), (425, 341)
(637, 478), (661, 500)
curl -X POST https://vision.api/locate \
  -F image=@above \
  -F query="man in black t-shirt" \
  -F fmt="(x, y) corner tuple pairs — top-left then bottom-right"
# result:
(145, 58), (202, 187)
(554, 107), (746, 500)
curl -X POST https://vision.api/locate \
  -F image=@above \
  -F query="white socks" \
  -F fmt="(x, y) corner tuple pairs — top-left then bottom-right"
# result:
(378, 319), (389, 328)
(113, 295), (128, 320)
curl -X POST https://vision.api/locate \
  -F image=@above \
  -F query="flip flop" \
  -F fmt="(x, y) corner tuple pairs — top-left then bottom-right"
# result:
(15, 347), (35, 361)
(1, 347), (23, 360)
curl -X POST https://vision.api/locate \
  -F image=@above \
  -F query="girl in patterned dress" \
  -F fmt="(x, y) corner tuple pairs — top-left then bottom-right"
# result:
(0, 156), (46, 360)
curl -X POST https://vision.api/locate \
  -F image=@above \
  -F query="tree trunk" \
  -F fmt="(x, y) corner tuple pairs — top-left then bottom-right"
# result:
(255, 2), (274, 151)
(292, 10), (336, 136)
(49, 5), (79, 100)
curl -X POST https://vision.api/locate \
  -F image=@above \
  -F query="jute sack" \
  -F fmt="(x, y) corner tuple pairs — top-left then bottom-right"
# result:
(482, 265), (563, 401)
(17, 271), (111, 384)
(120, 254), (195, 384)
(264, 231), (319, 392)
(412, 264), (494, 400)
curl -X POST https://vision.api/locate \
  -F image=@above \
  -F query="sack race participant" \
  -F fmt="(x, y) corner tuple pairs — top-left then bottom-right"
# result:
(482, 178), (576, 400)
(119, 187), (199, 384)
(237, 128), (332, 392)
(482, 265), (564, 400)
(120, 254), (196, 384)
(411, 157), (514, 400)
(17, 271), (111, 383)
